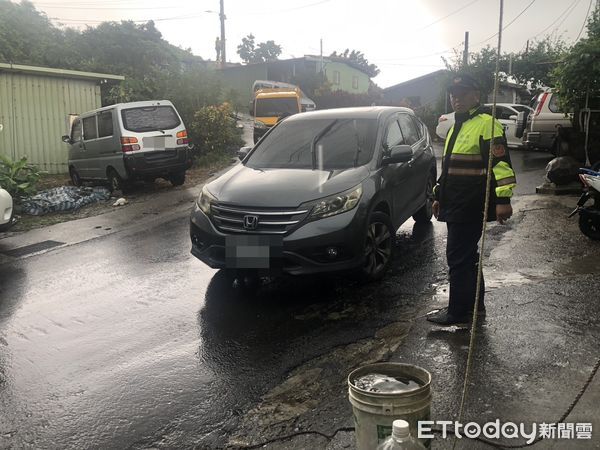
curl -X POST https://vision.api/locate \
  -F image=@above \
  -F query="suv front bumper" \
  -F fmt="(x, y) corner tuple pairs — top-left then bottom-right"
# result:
(189, 204), (368, 276)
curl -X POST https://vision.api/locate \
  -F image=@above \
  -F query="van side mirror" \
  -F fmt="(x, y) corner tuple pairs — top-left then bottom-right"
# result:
(509, 115), (517, 121)
(237, 146), (252, 160)
(382, 144), (413, 165)
(61, 135), (72, 144)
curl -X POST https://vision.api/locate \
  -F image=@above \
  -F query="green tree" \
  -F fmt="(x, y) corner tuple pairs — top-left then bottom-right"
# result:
(0, 0), (65, 66)
(237, 34), (282, 63)
(511, 37), (568, 88)
(553, 5), (600, 112)
(329, 49), (380, 78)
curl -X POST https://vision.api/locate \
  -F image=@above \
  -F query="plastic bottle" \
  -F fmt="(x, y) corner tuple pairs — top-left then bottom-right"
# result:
(376, 419), (426, 450)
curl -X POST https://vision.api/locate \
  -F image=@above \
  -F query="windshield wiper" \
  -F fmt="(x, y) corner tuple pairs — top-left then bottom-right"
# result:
(310, 120), (339, 170)
(352, 120), (362, 167)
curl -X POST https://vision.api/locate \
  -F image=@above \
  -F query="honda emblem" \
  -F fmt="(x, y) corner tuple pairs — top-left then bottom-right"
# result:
(243, 215), (259, 230)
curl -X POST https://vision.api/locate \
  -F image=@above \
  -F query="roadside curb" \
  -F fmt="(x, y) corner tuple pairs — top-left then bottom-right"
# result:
(0, 160), (239, 261)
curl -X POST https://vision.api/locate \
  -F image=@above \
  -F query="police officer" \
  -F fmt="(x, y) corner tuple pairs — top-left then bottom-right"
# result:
(427, 73), (516, 326)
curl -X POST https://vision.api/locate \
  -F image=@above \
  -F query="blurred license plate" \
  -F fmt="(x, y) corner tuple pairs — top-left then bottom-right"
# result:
(143, 136), (166, 150)
(225, 235), (283, 269)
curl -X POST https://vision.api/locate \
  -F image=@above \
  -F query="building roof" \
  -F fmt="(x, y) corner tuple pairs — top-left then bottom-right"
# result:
(0, 63), (124, 82)
(383, 70), (448, 92)
(219, 56), (372, 77)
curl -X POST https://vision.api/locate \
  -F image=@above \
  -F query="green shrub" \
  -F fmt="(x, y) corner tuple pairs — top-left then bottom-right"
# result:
(190, 103), (244, 163)
(0, 155), (42, 201)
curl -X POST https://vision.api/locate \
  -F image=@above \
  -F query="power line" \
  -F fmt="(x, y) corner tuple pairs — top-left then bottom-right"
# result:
(472, 0), (538, 48)
(37, 3), (190, 10)
(415, 0), (483, 32)
(553, 0), (584, 32)
(575, 0), (594, 41)
(528, 0), (582, 41)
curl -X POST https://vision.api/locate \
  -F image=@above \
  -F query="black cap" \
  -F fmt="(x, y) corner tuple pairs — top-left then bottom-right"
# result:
(447, 73), (480, 92)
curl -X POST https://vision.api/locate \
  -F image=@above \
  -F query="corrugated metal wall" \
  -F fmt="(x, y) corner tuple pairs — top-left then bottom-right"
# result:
(0, 72), (101, 174)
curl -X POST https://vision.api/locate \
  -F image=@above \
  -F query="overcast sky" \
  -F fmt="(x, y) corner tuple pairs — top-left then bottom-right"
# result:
(30, 0), (594, 88)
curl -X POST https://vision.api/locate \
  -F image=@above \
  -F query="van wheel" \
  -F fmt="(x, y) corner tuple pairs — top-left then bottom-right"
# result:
(107, 169), (126, 194)
(413, 173), (435, 223)
(169, 171), (186, 187)
(361, 212), (394, 282)
(69, 167), (82, 187)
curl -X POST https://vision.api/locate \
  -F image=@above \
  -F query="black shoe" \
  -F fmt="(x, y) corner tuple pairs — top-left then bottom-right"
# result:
(427, 310), (470, 326)
(426, 307), (486, 326)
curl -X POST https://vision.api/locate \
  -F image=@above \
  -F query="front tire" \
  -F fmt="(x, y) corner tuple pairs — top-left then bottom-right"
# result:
(70, 167), (82, 187)
(579, 212), (600, 240)
(169, 171), (186, 187)
(361, 212), (394, 282)
(107, 169), (127, 194)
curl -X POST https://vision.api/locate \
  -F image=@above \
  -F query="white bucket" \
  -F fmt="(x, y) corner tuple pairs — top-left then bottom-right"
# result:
(348, 363), (432, 449)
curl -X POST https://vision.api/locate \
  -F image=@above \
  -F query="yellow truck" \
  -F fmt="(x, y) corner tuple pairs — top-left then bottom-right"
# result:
(253, 88), (302, 143)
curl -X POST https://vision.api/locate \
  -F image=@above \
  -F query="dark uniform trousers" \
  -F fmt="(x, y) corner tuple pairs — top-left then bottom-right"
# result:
(446, 221), (485, 316)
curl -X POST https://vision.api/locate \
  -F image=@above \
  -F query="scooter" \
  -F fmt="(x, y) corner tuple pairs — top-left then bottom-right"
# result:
(569, 168), (600, 240)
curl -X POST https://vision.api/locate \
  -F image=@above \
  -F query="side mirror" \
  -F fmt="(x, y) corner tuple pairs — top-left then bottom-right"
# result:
(382, 144), (413, 165)
(61, 135), (72, 144)
(509, 115), (517, 121)
(249, 100), (255, 117)
(237, 146), (252, 161)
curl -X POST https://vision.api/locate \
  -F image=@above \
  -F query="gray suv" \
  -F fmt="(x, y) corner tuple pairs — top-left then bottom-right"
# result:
(190, 107), (436, 281)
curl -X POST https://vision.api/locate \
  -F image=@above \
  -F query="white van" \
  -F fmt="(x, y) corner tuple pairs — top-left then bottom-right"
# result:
(62, 100), (192, 192)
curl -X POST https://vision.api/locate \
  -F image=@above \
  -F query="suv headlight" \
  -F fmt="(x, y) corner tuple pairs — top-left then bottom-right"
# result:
(254, 120), (267, 129)
(307, 185), (363, 220)
(197, 186), (216, 215)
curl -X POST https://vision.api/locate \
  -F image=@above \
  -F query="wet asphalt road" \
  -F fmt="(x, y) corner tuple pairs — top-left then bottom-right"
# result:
(0, 147), (580, 449)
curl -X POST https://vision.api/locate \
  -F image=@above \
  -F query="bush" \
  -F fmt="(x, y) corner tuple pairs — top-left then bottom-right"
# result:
(190, 103), (244, 164)
(0, 155), (42, 201)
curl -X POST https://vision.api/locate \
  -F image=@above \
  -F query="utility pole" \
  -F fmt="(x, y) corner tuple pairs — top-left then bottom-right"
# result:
(462, 31), (469, 67)
(219, 0), (226, 68)
(525, 39), (529, 55)
(320, 38), (324, 74)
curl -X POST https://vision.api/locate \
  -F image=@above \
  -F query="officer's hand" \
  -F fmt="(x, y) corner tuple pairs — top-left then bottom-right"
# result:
(432, 201), (440, 219)
(496, 204), (513, 224)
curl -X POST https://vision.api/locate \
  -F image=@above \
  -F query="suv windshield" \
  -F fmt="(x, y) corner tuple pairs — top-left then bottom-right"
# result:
(255, 98), (299, 117)
(121, 106), (180, 132)
(246, 118), (378, 170)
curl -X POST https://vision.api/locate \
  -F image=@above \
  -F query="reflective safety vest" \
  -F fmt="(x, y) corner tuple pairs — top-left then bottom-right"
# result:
(434, 106), (517, 223)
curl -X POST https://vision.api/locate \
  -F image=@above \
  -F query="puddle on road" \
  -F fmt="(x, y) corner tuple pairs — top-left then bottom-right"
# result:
(228, 321), (412, 447)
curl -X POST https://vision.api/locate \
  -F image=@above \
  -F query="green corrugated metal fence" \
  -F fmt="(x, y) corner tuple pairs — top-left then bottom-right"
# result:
(0, 72), (101, 174)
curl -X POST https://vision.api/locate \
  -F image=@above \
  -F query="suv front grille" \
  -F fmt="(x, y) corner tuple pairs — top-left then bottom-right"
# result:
(210, 203), (310, 235)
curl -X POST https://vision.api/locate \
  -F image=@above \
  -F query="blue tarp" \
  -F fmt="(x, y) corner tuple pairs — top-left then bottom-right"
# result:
(21, 186), (111, 216)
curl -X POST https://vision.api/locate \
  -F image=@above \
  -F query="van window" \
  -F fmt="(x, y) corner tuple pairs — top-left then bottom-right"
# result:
(121, 106), (181, 133)
(82, 116), (97, 140)
(98, 111), (114, 138)
(71, 119), (82, 141)
(255, 98), (299, 117)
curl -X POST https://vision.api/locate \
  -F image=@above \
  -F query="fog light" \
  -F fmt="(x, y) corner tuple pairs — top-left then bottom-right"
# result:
(326, 247), (338, 259)
(192, 235), (203, 247)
